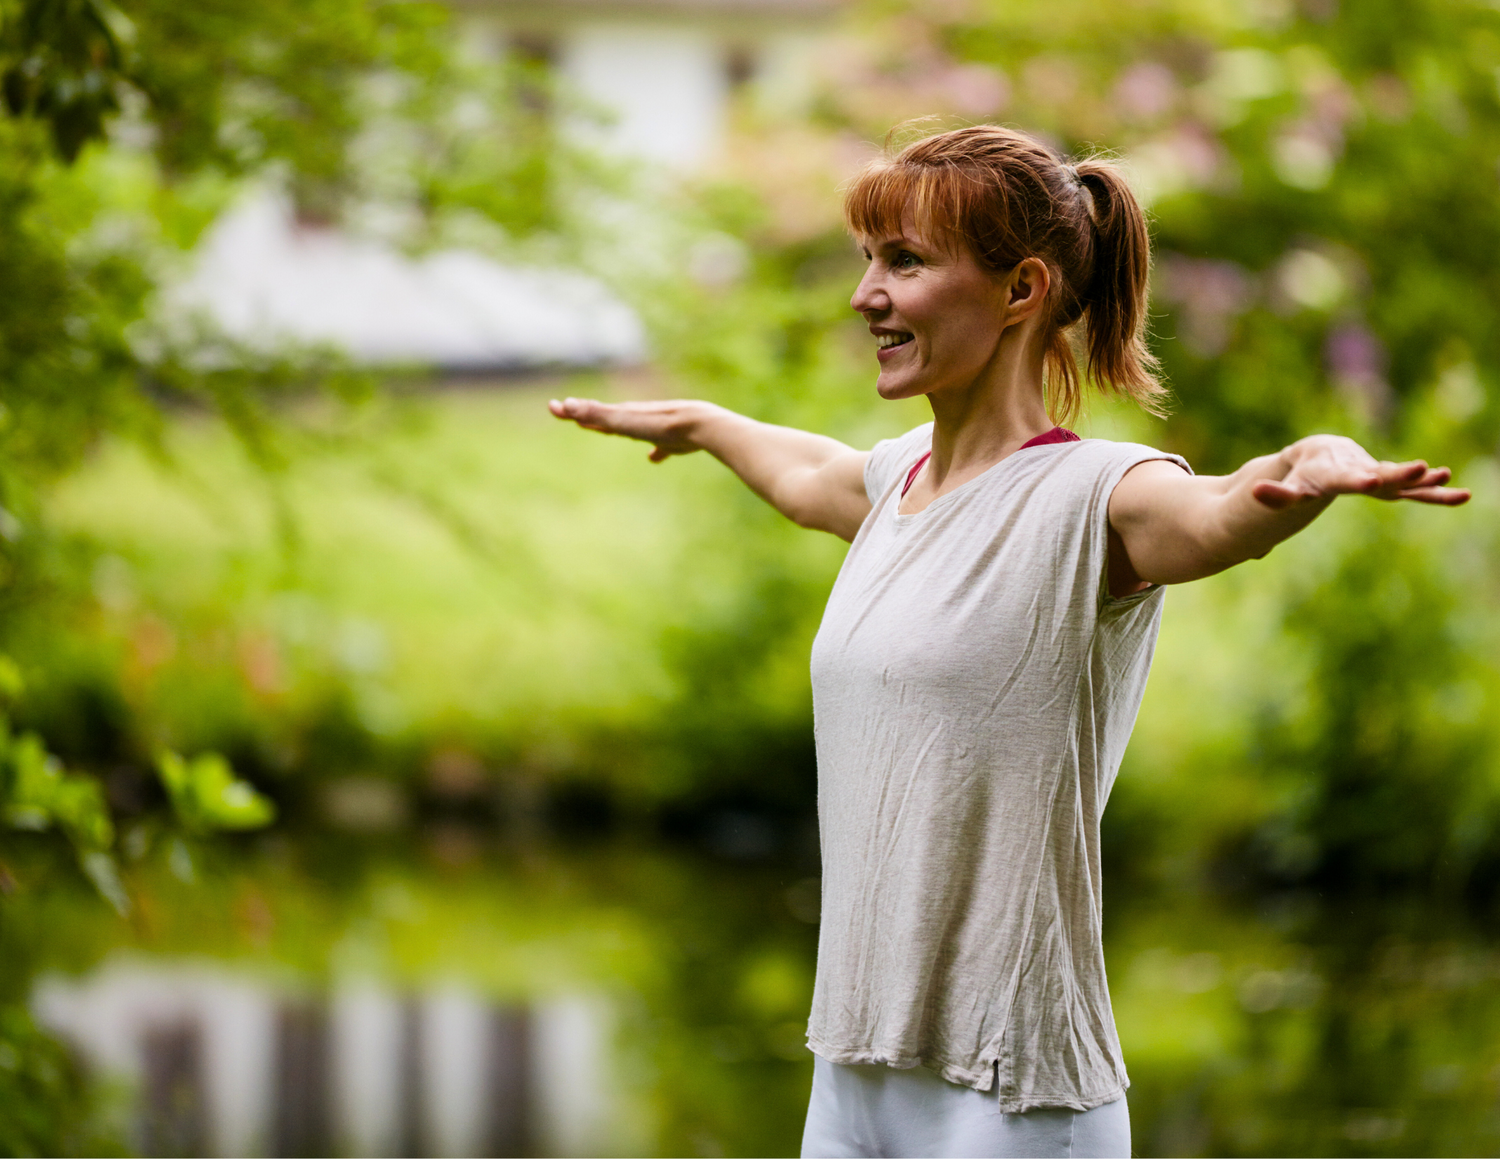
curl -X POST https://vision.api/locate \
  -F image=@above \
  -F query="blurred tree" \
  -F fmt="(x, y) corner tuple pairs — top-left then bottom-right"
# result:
(0, 0), (576, 1149)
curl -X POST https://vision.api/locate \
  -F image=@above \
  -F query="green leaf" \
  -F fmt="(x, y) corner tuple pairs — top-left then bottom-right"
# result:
(155, 750), (275, 834)
(3, 732), (112, 849)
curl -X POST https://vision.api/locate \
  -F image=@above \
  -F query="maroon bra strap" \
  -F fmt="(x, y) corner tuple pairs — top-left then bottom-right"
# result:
(900, 453), (931, 498)
(900, 426), (1079, 498)
(1021, 425), (1082, 449)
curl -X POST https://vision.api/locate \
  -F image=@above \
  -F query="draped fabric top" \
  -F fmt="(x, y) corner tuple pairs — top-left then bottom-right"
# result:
(806, 423), (1189, 1110)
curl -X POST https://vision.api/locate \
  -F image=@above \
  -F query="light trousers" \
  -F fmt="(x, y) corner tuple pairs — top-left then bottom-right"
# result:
(801, 1057), (1131, 1159)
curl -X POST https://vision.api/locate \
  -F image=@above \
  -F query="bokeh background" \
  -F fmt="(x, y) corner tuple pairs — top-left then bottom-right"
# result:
(3, 0), (1500, 1155)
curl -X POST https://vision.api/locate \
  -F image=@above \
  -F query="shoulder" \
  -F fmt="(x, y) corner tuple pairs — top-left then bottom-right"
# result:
(864, 423), (934, 504)
(1060, 439), (1193, 483)
(1070, 438), (1190, 468)
(1027, 440), (1192, 522)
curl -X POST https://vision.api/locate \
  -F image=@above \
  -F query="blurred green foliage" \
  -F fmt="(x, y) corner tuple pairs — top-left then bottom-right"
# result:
(156, 751), (273, 834)
(0, 1002), (123, 1156)
(5, 727), (113, 851)
(0, 0), (594, 1150)
(0, 0), (585, 501)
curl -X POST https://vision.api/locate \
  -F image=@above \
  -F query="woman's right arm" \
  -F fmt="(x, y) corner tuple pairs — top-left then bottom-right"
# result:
(549, 397), (873, 541)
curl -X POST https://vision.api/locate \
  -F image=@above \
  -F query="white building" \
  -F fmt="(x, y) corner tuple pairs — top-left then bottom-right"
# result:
(487, 0), (835, 169)
(174, 0), (837, 375)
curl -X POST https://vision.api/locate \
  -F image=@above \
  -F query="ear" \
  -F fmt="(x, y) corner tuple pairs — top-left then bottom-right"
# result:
(1003, 257), (1051, 324)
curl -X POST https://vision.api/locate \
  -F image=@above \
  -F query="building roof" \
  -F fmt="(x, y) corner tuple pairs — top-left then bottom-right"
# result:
(165, 192), (646, 373)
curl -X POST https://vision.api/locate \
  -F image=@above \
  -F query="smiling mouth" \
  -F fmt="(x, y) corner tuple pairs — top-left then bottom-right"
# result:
(877, 333), (913, 350)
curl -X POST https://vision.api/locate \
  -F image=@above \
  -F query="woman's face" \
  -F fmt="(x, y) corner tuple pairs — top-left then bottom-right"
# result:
(850, 220), (1014, 401)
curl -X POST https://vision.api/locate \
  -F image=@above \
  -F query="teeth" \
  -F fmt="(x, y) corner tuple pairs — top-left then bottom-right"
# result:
(878, 333), (912, 349)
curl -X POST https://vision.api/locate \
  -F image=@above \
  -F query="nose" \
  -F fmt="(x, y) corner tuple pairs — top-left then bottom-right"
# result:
(850, 264), (888, 318)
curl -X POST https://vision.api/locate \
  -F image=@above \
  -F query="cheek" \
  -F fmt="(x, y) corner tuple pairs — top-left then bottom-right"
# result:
(903, 279), (1004, 353)
(899, 292), (951, 345)
(931, 305), (1002, 361)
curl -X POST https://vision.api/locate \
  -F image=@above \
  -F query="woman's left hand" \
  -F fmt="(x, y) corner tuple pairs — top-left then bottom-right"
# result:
(1251, 435), (1471, 510)
(1110, 433), (1472, 591)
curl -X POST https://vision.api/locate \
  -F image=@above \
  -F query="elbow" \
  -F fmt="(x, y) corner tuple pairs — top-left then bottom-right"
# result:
(780, 500), (816, 530)
(771, 482), (826, 532)
(788, 509), (844, 538)
(784, 500), (858, 541)
(1189, 540), (1272, 581)
(788, 506), (827, 532)
(777, 494), (818, 530)
(1141, 541), (1241, 586)
(1184, 543), (1250, 582)
(770, 474), (863, 540)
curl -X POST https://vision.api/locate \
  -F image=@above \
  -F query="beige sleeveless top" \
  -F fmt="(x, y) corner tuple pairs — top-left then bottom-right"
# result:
(806, 423), (1189, 1110)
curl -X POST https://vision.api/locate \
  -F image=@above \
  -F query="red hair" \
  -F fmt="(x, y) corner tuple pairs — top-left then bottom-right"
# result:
(844, 125), (1165, 424)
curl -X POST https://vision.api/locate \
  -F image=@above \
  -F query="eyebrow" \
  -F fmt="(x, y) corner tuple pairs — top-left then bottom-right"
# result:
(862, 235), (921, 252)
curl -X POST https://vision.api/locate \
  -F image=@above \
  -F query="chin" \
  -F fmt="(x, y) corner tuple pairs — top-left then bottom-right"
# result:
(875, 373), (927, 401)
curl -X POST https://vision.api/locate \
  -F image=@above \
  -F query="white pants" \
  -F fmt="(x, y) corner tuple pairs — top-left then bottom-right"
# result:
(800, 1057), (1131, 1159)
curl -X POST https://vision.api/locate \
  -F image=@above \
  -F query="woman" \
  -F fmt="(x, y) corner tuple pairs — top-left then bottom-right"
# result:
(550, 126), (1469, 1159)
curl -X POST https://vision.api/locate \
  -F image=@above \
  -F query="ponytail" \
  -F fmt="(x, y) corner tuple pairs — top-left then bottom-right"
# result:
(1076, 162), (1165, 415)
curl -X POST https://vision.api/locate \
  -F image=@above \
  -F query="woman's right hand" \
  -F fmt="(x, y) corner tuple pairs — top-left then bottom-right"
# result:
(548, 397), (714, 462)
(550, 395), (871, 539)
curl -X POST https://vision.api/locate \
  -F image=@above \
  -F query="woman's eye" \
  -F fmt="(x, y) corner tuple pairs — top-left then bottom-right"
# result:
(893, 251), (920, 269)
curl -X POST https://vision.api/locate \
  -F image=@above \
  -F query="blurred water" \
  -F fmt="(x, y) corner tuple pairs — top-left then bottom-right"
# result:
(26, 838), (1500, 1158)
(35, 961), (611, 1157)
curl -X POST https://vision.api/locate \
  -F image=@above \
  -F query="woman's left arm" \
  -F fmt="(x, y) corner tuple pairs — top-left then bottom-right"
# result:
(1107, 435), (1472, 592)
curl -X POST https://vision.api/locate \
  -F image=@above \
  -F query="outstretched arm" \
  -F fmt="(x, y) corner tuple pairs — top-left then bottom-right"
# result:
(1108, 435), (1471, 592)
(549, 397), (873, 540)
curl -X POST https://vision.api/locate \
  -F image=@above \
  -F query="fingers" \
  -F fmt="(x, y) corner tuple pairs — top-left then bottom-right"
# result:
(1386, 468), (1453, 498)
(1396, 485), (1471, 506)
(1371, 462), (1468, 503)
(1271, 449), (1471, 506)
(549, 396), (696, 462)
(549, 397), (609, 425)
(1295, 445), (1431, 496)
(1311, 459), (1426, 500)
(550, 396), (647, 439)
(1322, 455), (1468, 505)
(1376, 459), (1429, 489)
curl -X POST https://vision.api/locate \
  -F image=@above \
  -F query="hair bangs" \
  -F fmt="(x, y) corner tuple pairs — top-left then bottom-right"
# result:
(844, 160), (970, 251)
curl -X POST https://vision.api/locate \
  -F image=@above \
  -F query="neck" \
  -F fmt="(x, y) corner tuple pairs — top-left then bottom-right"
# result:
(924, 329), (1053, 485)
